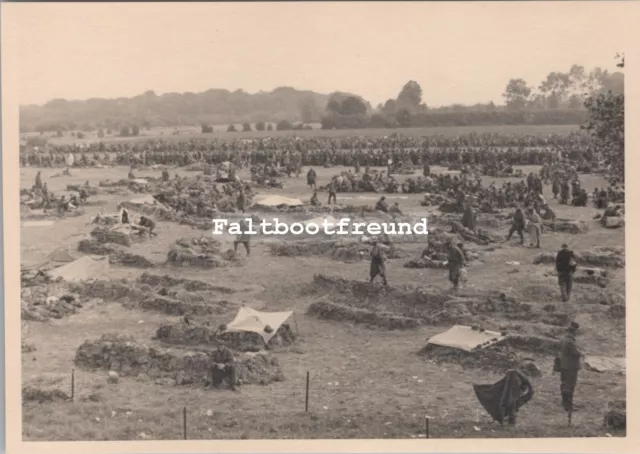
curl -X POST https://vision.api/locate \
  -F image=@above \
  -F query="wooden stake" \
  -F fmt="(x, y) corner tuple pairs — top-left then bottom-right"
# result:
(294, 313), (300, 336)
(183, 407), (187, 440)
(305, 371), (310, 412)
(71, 369), (75, 401)
(425, 417), (430, 439)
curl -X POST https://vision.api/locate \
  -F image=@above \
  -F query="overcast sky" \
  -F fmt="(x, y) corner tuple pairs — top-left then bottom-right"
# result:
(11, 2), (631, 107)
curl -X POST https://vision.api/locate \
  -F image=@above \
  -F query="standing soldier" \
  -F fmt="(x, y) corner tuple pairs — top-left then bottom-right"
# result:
(327, 177), (337, 205)
(307, 168), (317, 189)
(555, 243), (577, 302)
(556, 322), (582, 425)
(446, 240), (466, 291)
(369, 238), (388, 286)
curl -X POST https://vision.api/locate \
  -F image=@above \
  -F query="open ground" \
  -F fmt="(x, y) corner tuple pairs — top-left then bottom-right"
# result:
(20, 127), (625, 440)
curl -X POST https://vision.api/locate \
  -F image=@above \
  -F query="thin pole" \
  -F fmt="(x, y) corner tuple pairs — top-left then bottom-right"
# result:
(183, 407), (187, 440)
(71, 369), (75, 401)
(425, 417), (430, 439)
(305, 371), (310, 412)
(294, 313), (300, 336)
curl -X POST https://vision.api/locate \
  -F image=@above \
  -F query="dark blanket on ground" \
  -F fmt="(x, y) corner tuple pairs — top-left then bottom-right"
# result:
(473, 369), (534, 424)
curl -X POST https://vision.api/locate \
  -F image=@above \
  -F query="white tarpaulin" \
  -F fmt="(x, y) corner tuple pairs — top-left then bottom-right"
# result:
(585, 356), (626, 374)
(128, 194), (158, 205)
(304, 215), (339, 227)
(253, 195), (304, 207)
(47, 256), (109, 282)
(131, 178), (149, 185)
(66, 153), (75, 167)
(225, 307), (294, 343)
(426, 325), (506, 352)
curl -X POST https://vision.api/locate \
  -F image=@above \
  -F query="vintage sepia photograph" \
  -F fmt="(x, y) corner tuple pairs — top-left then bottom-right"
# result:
(2, 1), (636, 451)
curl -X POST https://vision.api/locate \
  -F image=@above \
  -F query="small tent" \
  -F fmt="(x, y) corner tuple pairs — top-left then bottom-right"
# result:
(425, 325), (506, 352)
(47, 256), (109, 282)
(225, 307), (294, 343)
(22, 247), (77, 271)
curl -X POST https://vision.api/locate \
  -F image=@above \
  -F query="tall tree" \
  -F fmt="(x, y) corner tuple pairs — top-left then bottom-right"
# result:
(502, 78), (531, 109)
(581, 54), (625, 181)
(396, 81), (423, 113)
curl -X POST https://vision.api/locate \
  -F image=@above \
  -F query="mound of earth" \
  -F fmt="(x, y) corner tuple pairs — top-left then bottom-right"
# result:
(70, 279), (147, 302)
(533, 248), (624, 269)
(543, 219), (589, 234)
(167, 237), (243, 269)
(90, 226), (135, 247)
(74, 334), (284, 386)
(66, 184), (101, 196)
(78, 239), (154, 268)
(307, 301), (422, 330)
(155, 322), (296, 351)
(404, 258), (448, 269)
(419, 343), (535, 373)
(99, 179), (130, 188)
(573, 268), (610, 288)
(507, 335), (560, 354)
(22, 386), (70, 403)
(139, 295), (234, 316)
(308, 274), (451, 316)
(137, 273), (226, 292)
(268, 240), (404, 263)
(21, 282), (84, 321)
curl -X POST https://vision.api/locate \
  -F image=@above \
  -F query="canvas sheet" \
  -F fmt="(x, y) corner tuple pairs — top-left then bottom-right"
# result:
(226, 307), (294, 343)
(253, 195), (304, 207)
(585, 355), (626, 374)
(426, 325), (506, 352)
(47, 256), (110, 282)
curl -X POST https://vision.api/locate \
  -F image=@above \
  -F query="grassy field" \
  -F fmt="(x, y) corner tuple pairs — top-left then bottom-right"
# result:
(20, 163), (625, 441)
(25, 123), (583, 146)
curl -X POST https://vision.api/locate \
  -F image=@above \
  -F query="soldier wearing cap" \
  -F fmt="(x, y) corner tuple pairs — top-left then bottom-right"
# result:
(558, 321), (582, 422)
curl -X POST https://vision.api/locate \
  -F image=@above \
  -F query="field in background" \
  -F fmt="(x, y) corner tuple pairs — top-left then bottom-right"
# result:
(24, 123), (583, 146)
(20, 161), (625, 441)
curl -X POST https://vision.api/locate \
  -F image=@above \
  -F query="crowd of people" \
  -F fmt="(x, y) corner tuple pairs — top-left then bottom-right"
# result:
(21, 131), (601, 171)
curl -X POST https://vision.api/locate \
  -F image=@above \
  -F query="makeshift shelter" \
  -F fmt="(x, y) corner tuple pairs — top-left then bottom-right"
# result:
(128, 194), (159, 206)
(225, 307), (294, 344)
(47, 256), (109, 282)
(473, 369), (534, 425)
(425, 325), (506, 352)
(252, 195), (304, 209)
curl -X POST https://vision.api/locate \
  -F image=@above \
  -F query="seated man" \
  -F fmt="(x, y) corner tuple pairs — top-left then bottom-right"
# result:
(310, 190), (321, 206)
(138, 215), (157, 236)
(210, 342), (238, 391)
(375, 196), (389, 213)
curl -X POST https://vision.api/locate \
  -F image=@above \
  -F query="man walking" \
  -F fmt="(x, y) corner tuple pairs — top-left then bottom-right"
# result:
(555, 243), (577, 302)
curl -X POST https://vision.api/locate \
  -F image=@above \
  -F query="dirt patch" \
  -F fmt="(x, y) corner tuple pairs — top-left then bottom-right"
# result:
(22, 386), (70, 403)
(74, 334), (284, 386)
(78, 239), (154, 268)
(22, 342), (37, 353)
(308, 301), (422, 330)
(155, 322), (296, 351)
(608, 304), (625, 319)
